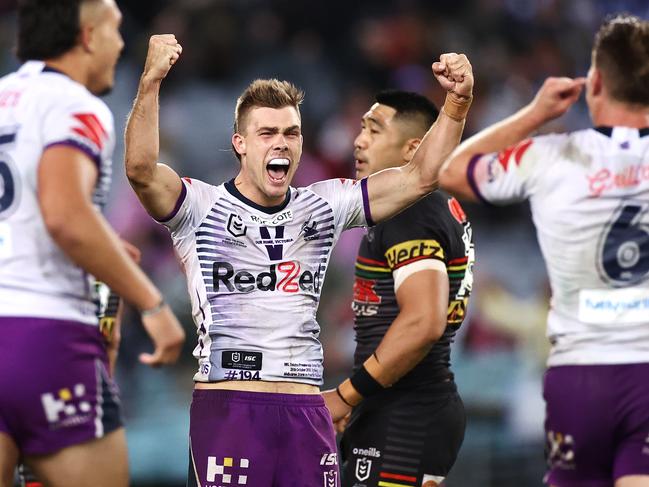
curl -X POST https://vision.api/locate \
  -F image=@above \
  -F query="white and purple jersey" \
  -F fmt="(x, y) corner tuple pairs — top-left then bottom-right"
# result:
(161, 177), (372, 385)
(0, 61), (115, 325)
(468, 127), (649, 366)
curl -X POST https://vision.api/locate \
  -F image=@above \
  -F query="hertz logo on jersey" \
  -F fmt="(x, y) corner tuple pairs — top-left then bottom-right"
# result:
(384, 239), (444, 270)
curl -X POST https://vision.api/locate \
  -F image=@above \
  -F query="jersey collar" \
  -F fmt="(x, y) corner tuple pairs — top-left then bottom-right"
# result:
(595, 126), (649, 137)
(224, 178), (291, 214)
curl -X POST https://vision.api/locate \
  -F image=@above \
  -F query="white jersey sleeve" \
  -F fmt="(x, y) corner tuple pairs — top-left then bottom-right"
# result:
(304, 177), (372, 230)
(467, 134), (566, 204)
(42, 90), (114, 166)
(158, 177), (219, 239)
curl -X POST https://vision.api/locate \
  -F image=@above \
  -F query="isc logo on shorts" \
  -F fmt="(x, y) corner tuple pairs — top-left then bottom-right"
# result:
(206, 457), (249, 485)
(40, 383), (92, 427)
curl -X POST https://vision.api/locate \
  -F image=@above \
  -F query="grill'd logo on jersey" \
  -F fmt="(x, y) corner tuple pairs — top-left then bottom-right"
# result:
(587, 164), (649, 197)
(384, 239), (444, 269)
(213, 261), (321, 293)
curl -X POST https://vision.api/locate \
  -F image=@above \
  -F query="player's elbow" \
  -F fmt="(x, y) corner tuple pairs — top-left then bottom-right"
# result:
(125, 158), (155, 187)
(414, 314), (445, 346)
(439, 159), (473, 201)
(438, 161), (460, 192)
(42, 207), (86, 250)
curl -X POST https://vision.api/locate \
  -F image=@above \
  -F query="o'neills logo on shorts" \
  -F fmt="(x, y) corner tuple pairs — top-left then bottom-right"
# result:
(352, 447), (381, 458)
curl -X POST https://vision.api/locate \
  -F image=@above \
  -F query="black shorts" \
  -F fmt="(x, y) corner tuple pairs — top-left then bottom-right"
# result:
(340, 383), (465, 487)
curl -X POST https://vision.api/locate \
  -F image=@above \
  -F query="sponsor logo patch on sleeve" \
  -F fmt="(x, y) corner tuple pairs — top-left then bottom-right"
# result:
(384, 239), (444, 270)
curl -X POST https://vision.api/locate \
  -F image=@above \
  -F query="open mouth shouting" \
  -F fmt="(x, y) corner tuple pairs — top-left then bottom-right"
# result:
(266, 158), (290, 185)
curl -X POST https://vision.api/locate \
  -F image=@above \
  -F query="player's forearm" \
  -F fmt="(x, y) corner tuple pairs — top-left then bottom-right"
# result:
(410, 108), (467, 193)
(46, 203), (161, 311)
(440, 104), (543, 196)
(373, 312), (443, 385)
(124, 77), (162, 187)
(336, 313), (443, 408)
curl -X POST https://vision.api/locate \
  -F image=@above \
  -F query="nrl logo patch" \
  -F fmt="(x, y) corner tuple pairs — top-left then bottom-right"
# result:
(355, 458), (371, 482)
(227, 213), (246, 237)
(323, 469), (338, 487)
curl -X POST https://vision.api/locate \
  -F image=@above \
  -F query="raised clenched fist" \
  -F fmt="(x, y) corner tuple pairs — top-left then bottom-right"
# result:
(142, 34), (183, 83)
(432, 53), (474, 99)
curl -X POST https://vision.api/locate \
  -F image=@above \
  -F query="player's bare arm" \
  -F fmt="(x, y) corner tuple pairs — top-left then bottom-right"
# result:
(439, 76), (586, 200)
(365, 53), (473, 223)
(125, 34), (184, 220)
(324, 269), (448, 422)
(39, 147), (185, 366)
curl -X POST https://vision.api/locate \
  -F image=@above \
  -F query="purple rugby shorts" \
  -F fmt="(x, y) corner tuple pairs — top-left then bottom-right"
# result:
(0, 317), (122, 455)
(544, 363), (649, 487)
(188, 389), (340, 487)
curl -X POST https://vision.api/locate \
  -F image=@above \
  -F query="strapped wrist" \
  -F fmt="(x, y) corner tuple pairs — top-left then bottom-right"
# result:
(443, 91), (473, 122)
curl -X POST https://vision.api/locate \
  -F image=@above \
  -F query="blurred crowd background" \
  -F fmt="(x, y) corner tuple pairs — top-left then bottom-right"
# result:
(2, 0), (648, 485)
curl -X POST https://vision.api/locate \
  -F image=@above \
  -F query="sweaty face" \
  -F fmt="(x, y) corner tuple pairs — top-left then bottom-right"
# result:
(85, 0), (124, 96)
(234, 106), (303, 207)
(353, 103), (409, 179)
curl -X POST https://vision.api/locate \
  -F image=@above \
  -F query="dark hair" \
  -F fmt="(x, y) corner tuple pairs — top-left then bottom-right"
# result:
(375, 90), (439, 137)
(232, 78), (304, 161)
(16, 0), (96, 62)
(593, 13), (649, 106)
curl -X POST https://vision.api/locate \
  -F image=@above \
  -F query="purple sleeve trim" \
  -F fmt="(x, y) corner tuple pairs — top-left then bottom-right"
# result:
(156, 178), (188, 223)
(466, 153), (493, 206)
(44, 140), (101, 168)
(360, 177), (375, 226)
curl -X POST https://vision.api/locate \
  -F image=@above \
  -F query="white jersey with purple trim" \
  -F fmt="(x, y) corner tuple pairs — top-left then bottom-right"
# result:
(0, 61), (115, 325)
(468, 127), (649, 366)
(161, 177), (371, 384)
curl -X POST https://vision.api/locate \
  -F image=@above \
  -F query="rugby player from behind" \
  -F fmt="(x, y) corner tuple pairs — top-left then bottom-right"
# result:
(440, 14), (649, 487)
(125, 35), (474, 486)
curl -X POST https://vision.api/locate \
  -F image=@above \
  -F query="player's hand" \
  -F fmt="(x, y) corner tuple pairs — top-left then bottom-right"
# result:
(322, 389), (352, 424)
(139, 304), (185, 367)
(334, 412), (351, 434)
(529, 76), (586, 123)
(142, 34), (182, 83)
(121, 238), (141, 263)
(432, 53), (474, 99)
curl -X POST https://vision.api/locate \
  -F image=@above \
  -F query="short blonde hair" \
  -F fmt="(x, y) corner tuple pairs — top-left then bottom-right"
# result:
(234, 79), (304, 134)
